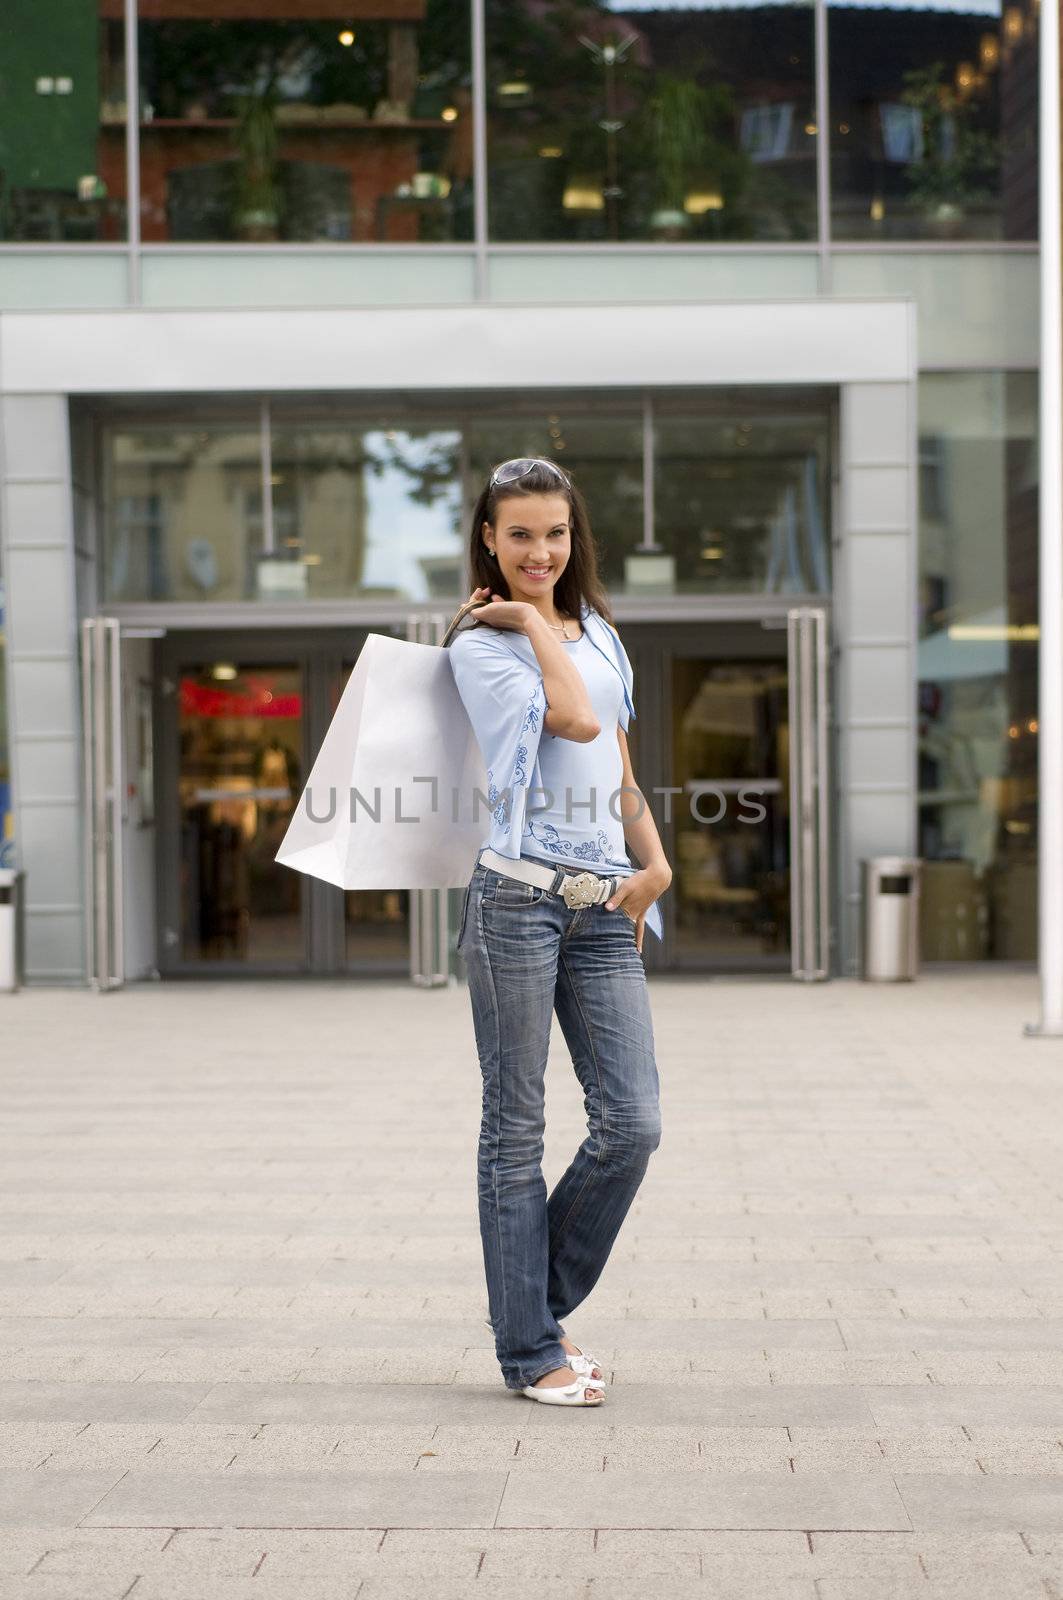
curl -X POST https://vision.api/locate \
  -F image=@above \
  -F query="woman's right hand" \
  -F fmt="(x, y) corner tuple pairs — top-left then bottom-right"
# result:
(465, 589), (534, 634)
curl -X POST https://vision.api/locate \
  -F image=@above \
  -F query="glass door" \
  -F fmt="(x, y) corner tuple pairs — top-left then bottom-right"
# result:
(157, 629), (415, 977)
(630, 616), (830, 976)
(172, 659), (305, 968)
(670, 647), (791, 972)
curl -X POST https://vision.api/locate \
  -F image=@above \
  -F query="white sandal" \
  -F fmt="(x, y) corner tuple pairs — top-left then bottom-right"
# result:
(484, 1317), (606, 1385)
(521, 1368), (606, 1405)
(565, 1344), (606, 1384)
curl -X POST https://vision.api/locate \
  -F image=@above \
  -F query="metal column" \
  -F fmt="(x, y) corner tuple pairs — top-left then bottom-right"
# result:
(788, 607), (830, 980)
(80, 618), (125, 989)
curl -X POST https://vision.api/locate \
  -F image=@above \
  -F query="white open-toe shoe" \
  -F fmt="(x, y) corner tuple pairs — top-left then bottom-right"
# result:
(484, 1318), (606, 1386)
(521, 1369), (606, 1405)
(565, 1344), (606, 1384)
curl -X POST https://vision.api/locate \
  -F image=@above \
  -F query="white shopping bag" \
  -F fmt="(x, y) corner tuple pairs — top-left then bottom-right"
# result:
(274, 629), (489, 890)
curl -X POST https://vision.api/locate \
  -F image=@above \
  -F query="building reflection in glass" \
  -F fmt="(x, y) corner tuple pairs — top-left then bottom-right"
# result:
(487, 0), (817, 242)
(917, 370), (1038, 958)
(134, 0), (472, 242)
(829, 0), (1038, 241)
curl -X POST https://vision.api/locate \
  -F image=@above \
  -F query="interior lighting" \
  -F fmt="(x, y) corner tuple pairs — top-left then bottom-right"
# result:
(948, 622), (1040, 640)
(685, 189), (723, 213)
(562, 183), (603, 210)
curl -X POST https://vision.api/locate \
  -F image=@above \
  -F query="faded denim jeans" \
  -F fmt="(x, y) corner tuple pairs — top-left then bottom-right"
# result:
(456, 856), (662, 1391)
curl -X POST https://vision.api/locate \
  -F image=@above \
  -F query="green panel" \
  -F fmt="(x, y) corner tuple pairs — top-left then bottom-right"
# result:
(0, 0), (100, 194)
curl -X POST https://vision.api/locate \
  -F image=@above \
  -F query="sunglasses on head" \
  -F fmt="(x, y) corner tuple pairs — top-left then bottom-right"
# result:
(489, 456), (572, 490)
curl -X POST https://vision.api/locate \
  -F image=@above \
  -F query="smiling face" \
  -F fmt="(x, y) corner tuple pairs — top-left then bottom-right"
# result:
(483, 492), (573, 604)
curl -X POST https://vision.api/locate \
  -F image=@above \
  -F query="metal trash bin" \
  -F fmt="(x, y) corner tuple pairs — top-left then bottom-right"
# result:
(0, 868), (25, 992)
(861, 856), (920, 981)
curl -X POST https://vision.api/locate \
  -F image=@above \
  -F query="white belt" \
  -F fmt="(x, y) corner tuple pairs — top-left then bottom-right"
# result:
(477, 847), (619, 911)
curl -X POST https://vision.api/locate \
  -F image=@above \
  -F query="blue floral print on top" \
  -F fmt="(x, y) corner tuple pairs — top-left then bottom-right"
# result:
(447, 605), (664, 942)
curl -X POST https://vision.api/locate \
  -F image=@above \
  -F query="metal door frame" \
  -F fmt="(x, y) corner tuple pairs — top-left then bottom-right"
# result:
(80, 617), (125, 989)
(787, 606), (831, 980)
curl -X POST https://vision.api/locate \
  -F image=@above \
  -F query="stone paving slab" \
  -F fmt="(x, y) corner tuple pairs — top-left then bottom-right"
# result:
(79, 1468), (506, 1529)
(494, 1468), (912, 1529)
(187, 1378), (880, 1427)
(0, 971), (1061, 1598)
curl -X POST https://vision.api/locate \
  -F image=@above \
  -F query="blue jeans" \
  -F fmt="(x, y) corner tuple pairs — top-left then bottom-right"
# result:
(456, 858), (662, 1391)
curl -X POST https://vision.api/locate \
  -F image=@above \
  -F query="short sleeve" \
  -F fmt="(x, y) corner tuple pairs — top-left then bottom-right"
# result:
(447, 626), (548, 853)
(598, 617), (636, 733)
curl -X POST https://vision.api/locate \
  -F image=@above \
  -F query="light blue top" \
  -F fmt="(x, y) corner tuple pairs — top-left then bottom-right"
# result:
(448, 602), (664, 942)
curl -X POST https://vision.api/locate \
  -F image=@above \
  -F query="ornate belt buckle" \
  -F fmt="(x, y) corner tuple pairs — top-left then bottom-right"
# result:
(561, 870), (602, 910)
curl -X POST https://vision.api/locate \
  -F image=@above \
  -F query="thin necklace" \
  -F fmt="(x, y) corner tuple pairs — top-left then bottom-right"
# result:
(545, 614), (579, 640)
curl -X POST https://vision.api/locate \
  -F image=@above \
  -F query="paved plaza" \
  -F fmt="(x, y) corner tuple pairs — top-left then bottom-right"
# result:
(0, 969), (1061, 1598)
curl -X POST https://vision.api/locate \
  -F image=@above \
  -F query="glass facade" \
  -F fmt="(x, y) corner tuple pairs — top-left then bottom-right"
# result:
(653, 391), (831, 594)
(829, 0), (1038, 241)
(103, 418), (265, 603)
(135, 1), (472, 243)
(0, 7), (1044, 977)
(917, 370), (1038, 959)
(0, 0), (1039, 251)
(95, 387), (833, 604)
(486, 0), (816, 242)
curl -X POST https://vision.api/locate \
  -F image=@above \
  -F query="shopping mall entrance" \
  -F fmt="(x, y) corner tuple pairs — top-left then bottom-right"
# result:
(626, 615), (829, 975)
(151, 627), (409, 977)
(82, 613), (831, 983)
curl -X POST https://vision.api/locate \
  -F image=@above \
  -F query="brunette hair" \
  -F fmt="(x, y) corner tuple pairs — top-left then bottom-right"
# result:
(465, 459), (615, 628)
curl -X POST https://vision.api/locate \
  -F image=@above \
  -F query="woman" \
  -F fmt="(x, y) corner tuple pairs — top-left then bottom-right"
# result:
(447, 456), (672, 1407)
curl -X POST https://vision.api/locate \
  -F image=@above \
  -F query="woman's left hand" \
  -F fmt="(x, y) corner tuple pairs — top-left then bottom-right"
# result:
(605, 864), (671, 954)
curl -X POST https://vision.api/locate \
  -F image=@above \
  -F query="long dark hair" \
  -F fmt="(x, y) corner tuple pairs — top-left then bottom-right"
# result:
(465, 459), (615, 628)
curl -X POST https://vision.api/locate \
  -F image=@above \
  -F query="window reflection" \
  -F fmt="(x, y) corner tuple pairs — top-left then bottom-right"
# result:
(0, 5), (127, 240)
(917, 371), (1038, 959)
(652, 390), (832, 594)
(135, 1), (472, 242)
(465, 401), (644, 589)
(269, 414), (463, 600)
(487, 0), (816, 242)
(829, 0), (1038, 240)
(104, 421), (263, 602)
(97, 389), (836, 602)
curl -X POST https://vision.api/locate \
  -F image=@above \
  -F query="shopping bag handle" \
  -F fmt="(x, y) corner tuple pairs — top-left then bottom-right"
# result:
(440, 595), (493, 649)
